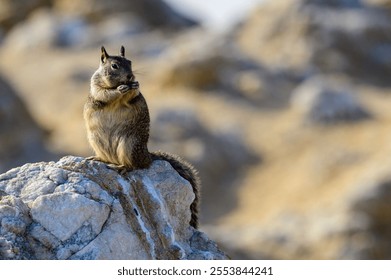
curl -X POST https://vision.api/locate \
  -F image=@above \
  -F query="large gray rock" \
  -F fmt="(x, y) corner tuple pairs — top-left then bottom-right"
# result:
(3, 0), (198, 51)
(0, 156), (227, 260)
(53, 0), (198, 31)
(207, 170), (391, 260)
(0, 0), (48, 33)
(236, 0), (391, 85)
(2, 8), (144, 50)
(203, 145), (391, 260)
(291, 76), (371, 124)
(154, 30), (298, 109)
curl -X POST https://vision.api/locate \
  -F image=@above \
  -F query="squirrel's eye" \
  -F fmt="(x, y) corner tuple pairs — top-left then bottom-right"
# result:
(111, 63), (119, 70)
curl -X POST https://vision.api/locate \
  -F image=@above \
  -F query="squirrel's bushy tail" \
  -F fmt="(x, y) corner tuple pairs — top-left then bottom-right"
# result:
(151, 151), (200, 229)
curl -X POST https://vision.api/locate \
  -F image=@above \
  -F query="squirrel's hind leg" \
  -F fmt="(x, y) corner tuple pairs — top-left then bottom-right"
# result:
(85, 155), (100, 161)
(84, 156), (130, 175)
(106, 163), (132, 176)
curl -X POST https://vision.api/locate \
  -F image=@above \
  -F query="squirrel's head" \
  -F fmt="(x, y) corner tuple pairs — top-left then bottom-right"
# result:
(98, 46), (135, 88)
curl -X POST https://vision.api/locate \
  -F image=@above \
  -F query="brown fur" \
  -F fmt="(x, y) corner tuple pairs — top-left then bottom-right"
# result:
(84, 46), (200, 228)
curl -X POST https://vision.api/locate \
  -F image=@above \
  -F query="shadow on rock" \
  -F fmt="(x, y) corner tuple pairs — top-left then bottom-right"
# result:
(350, 178), (391, 259)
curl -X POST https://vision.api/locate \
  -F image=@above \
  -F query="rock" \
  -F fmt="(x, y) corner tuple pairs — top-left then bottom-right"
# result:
(236, 0), (391, 85)
(3, 0), (198, 51)
(0, 74), (55, 173)
(154, 30), (239, 91)
(53, 0), (198, 31)
(1, 0), (197, 39)
(291, 76), (371, 124)
(2, 7), (175, 52)
(154, 29), (298, 109)
(150, 109), (259, 223)
(303, 0), (362, 7)
(347, 176), (391, 259)
(2, 8), (95, 50)
(208, 169), (391, 260)
(1, 8), (93, 50)
(363, 0), (391, 9)
(0, 0), (48, 33)
(2, 8), (59, 50)
(0, 156), (227, 260)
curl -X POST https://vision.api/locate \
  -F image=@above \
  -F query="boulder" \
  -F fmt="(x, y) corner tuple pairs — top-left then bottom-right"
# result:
(236, 0), (391, 85)
(206, 170), (391, 260)
(2, 8), (146, 50)
(0, 156), (227, 260)
(0, 0), (196, 36)
(349, 176), (391, 259)
(363, 0), (391, 8)
(0, 0), (48, 33)
(153, 29), (298, 109)
(2, 9), (63, 50)
(3, 0), (198, 51)
(53, 0), (198, 31)
(291, 76), (371, 124)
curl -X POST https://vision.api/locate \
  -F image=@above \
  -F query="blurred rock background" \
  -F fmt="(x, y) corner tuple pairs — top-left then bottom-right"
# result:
(1, 0), (391, 259)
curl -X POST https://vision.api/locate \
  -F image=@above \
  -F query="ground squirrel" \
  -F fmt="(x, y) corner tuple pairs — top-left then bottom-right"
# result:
(84, 46), (200, 228)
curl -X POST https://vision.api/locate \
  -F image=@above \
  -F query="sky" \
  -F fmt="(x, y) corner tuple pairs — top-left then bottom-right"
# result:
(163, 0), (265, 32)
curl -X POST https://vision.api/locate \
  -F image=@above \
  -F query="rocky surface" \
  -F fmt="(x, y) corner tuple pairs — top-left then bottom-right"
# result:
(152, 29), (298, 109)
(207, 164), (391, 259)
(235, 0), (391, 85)
(0, 156), (227, 260)
(0, 0), (48, 33)
(53, 0), (197, 31)
(291, 75), (371, 124)
(0, 0), (196, 37)
(2, 0), (391, 260)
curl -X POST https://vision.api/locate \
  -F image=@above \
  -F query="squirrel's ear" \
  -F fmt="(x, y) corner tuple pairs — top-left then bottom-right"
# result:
(101, 46), (109, 63)
(120, 45), (125, 57)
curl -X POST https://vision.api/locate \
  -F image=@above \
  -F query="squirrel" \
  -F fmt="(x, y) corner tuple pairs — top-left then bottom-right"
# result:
(84, 46), (200, 228)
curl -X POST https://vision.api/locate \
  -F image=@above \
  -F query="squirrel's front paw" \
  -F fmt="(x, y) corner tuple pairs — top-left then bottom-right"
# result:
(130, 81), (139, 89)
(117, 84), (130, 94)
